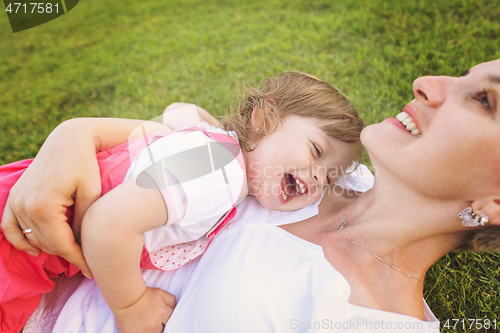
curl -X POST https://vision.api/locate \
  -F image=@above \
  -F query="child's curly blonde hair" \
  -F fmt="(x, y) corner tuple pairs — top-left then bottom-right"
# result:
(221, 71), (364, 163)
(463, 226), (500, 253)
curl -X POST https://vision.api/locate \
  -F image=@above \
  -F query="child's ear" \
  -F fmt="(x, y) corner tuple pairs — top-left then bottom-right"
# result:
(472, 197), (500, 225)
(250, 105), (262, 131)
(251, 98), (279, 132)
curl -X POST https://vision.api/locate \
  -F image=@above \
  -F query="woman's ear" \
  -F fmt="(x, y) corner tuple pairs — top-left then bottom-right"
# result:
(472, 197), (500, 225)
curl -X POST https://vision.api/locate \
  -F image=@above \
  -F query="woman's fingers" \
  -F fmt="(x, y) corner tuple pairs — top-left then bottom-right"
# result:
(72, 168), (102, 245)
(1, 185), (93, 278)
(1, 196), (93, 277)
(43, 222), (93, 278)
(1, 199), (41, 256)
(61, 242), (93, 279)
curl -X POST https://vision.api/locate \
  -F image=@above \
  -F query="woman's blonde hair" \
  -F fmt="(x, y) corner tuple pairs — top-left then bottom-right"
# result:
(221, 71), (364, 164)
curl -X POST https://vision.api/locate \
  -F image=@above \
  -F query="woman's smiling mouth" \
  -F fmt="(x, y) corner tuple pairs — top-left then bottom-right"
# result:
(396, 112), (421, 137)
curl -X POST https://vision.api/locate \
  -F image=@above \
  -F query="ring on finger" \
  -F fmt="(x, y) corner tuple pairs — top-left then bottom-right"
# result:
(22, 228), (33, 235)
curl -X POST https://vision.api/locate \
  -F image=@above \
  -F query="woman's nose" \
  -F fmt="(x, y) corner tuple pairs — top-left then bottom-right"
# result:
(412, 76), (450, 108)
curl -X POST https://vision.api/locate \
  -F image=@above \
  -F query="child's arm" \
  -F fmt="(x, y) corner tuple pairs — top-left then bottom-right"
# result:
(82, 176), (174, 331)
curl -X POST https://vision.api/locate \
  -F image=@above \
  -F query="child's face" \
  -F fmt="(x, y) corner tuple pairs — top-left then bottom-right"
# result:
(245, 114), (356, 211)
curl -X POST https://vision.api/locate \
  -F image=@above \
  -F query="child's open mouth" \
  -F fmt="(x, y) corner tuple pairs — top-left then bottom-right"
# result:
(281, 173), (306, 201)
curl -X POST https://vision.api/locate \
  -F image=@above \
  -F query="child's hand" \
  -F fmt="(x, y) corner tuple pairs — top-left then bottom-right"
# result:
(113, 287), (176, 333)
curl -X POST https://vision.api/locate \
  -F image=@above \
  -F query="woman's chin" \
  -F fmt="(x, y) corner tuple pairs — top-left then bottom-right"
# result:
(359, 124), (373, 144)
(360, 123), (386, 151)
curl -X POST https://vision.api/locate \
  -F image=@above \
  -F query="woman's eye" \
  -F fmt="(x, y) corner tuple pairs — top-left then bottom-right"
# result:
(475, 90), (491, 110)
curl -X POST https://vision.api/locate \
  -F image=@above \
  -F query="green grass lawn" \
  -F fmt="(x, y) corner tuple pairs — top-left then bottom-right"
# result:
(1, 0), (499, 331)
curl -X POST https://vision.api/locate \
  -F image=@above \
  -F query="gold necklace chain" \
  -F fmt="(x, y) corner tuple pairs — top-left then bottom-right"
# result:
(339, 202), (424, 283)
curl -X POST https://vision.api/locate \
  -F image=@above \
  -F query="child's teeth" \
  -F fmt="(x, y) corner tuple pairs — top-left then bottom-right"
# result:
(282, 190), (288, 200)
(293, 177), (306, 194)
(411, 128), (420, 136)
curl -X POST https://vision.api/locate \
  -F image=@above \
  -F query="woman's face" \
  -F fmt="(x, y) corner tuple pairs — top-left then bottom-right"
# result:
(362, 59), (500, 200)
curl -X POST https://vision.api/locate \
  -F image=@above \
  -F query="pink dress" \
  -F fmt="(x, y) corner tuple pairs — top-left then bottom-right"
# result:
(0, 125), (245, 333)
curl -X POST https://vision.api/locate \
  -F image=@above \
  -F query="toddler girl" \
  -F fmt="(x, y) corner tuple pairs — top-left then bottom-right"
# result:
(0, 71), (364, 332)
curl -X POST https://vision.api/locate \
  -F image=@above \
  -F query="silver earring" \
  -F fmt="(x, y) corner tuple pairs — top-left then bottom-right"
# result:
(255, 127), (260, 132)
(459, 207), (489, 227)
(479, 214), (490, 226)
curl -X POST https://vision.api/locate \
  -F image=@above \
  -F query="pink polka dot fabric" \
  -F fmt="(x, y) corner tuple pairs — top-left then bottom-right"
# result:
(140, 207), (237, 270)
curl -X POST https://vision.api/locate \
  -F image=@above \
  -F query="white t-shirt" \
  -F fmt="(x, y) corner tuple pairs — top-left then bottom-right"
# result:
(40, 191), (439, 333)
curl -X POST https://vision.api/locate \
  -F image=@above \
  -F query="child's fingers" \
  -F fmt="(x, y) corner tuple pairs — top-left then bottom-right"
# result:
(160, 289), (176, 325)
(160, 289), (177, 309)
(114, 287), (175, 333)
(0, 201), (41, 256)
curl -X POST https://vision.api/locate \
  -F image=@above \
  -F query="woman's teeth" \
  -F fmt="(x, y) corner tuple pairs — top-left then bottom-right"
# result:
(396, 112), (421, 137)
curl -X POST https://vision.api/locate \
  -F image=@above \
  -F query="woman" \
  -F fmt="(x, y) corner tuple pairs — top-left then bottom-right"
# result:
(4, 59), (500, 332)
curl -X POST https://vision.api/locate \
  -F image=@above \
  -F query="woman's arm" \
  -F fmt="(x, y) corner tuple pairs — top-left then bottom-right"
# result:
(82, 177), (175, 332)
(0, 117), (172, 277)
(163, 103), (221, 128)
(1, 107), (216, 276)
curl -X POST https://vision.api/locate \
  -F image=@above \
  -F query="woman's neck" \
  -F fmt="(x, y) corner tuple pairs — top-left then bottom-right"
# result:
(340, 175), (467, 282)
(287, 165), (470, 320)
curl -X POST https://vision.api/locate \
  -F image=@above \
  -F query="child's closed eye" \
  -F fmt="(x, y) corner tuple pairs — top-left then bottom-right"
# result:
(312, 143), (322, 158)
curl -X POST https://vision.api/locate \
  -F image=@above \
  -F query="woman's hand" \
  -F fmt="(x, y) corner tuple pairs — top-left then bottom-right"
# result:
(1, 118), (172, 278)
(113, 287), (176, 333)
(1, 119), (101, 278)
(163, 103), (221, 129)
